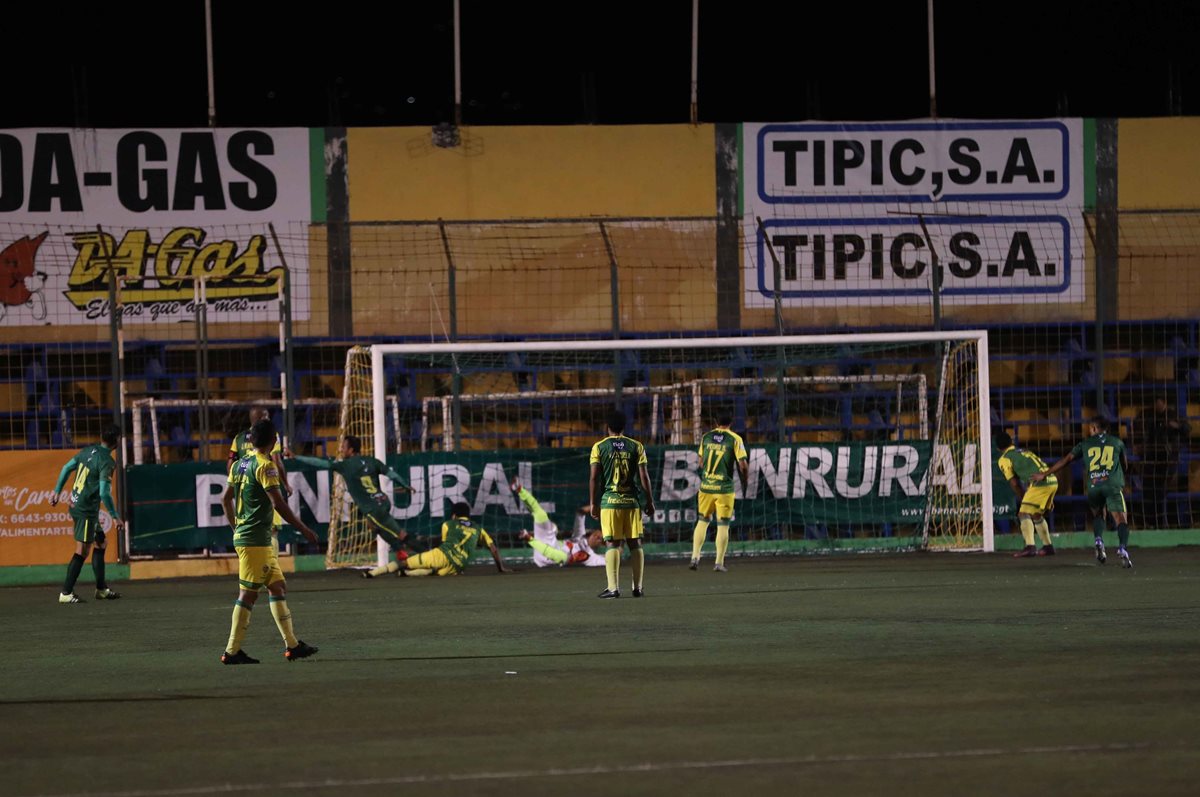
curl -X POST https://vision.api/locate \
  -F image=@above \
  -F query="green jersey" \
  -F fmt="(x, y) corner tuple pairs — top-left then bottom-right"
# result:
(438, 517), (495, 570)
(589, 435), (647, 510)
(699, 428), (747, 494)
(1070, 433), (1127, 489)
(331, 455), (392, 511)
(67, 444), (116, 518)
(230, 429), (281, 461)
(997, 446), (1057, 486)
(228, 451), (282, 547)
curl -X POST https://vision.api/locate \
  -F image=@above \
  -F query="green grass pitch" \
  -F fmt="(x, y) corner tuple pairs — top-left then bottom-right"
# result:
(4, 550), (1200, 797)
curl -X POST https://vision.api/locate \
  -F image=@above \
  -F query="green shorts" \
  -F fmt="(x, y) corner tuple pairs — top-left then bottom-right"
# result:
(72, 514), (102, 544)
(1086, 482), (1127, 514)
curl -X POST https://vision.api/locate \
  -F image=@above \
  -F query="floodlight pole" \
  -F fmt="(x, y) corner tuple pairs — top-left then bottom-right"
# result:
(453, 0), (463, 126)
(690, 0), (699, 124)
(926, 0), (937, 118)
(205, 0), (217, 126)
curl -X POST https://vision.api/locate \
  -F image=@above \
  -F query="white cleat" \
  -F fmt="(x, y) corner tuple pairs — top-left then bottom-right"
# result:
(1094, 538), (1107, 565)
(1118, 548), (1133, 569)
(713, 564), (728, 572)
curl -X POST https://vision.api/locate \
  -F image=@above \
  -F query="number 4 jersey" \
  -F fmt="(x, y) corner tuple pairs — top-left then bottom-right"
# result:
(1071, 433), (1127, 488)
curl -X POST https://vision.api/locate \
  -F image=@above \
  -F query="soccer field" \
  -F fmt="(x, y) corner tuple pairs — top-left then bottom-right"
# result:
(4, 551), (1200, 797)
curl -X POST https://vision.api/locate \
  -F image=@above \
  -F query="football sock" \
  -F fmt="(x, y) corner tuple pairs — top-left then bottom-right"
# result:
(690, 520), (710, 561)
(62, 553), (85, 594)
(1018, 516), (1035, 546)
(405, 568), (433, 577)
(529, 538), (568, 564)
(605, 548), (620, 591)
(1034, 519), (1051, 547)
(269, 595), (299, 649)
(630, 547), (644, 589)
(1117, 523), (1129, 548)
(91, 548), (107, 591)
(715, 523), (730, 565)
(226, 600), (252, 654)
(1092, 515), (1106, 540)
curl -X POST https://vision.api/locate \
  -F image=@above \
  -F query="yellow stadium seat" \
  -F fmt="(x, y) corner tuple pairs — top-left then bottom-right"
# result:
(1140, 356), (1175, 381)
(0, 383), (26, 412)
(1031, 358), (1070, 385)
(1102, 356), (1135, 384)
(989, 360), (1025, 387)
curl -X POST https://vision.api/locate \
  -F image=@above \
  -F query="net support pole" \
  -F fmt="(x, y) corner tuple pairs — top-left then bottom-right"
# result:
(689, 0), (699, 124)
(98, 225), (129, 561)
(438, 219), (462, 451)
(976, 331), (994, 552)
(371, 346), (386, 475)
(599, 221), (623, 409)
(269, 223), (296, 450)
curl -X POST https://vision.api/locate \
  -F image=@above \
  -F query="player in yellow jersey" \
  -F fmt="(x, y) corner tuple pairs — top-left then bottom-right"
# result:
(229, 406), (291, 552)
(219, 419), (321, 665)
(994, 430), (1058, 558)
(690, 411), (748, 572)
(589, 410), (656, 599)
(363, 501), (509, 577)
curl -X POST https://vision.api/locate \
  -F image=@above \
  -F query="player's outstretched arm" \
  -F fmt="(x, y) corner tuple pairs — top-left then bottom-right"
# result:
(268, 488), (319, 543)
(1032, 452), (1074, 482)
(293, 455), (333, 470)
(488, 542), (512, 573)
(50, 456), (78, 504)
(384, 465), (413, 492)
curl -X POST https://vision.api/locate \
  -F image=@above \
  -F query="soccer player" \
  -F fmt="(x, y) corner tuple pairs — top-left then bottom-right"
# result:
(293, 435), (415, 556)
(229, 406), (291, 550)
(1032, 416), (1133, 568)
(511, 480), (605, 567)
(49, 425), (124, 603)
(689, 411), (748, 572)
(220, 418), (321, 664)
(362, 501), (510, 577)
(589, 410), (656, 599)
(994, 430), (1057, 558)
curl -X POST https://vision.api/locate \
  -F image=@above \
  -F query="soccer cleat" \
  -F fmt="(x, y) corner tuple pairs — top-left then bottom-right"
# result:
(285, 641), (319, 661)
(597, 588), (620, 599)
(94, 588), (122, 599)
(713, 564), (728, 572)
(1012, 545), (1038, 558)
(510, 480), (522, 494)
(1118, 548), (1133, 569)
(517, 529), (532, 542)
(1095, 538), (1107, 564)
(58, 592), (84, 604)
(632, 587), (644, 597)
(361, 569), (374, 578)
(221, 649), (260, 665)
(1037, 545), (1056, 556)
(688, 559), (699, 570)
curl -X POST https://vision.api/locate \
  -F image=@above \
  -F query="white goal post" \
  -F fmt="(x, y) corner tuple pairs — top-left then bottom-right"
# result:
(366, 331), (995, 553)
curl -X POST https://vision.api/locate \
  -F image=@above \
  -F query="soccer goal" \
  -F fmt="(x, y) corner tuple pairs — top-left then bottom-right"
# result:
(327, 331), (994, 567)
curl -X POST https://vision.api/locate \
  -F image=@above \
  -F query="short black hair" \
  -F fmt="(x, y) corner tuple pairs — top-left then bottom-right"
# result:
(607, 410), (626, 434)
(100, 425), (120, 448)
(344, 435), (361, 453)
(993, 430), (1013, 449)
(715, 410), (734, 427)
(1088, 416), (1109, 432)
(451, 501), (471, 517)
(250, 418), (276, 449)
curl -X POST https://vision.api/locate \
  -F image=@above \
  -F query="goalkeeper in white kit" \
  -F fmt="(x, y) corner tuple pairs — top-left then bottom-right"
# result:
(511, 480), (605, 567)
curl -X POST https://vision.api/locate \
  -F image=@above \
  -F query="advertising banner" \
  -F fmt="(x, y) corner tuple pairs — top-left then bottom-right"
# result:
(742, 120), (1087, 308)
(0, 128), (312, 326)
(0, 450), (112, 566)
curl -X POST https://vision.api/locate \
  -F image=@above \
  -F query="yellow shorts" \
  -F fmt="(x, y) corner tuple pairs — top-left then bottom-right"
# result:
(698, 492), (735, 521)
(600, 507), (643, 541)
(1020, 483), (1057, 514)
(236, 545), (284, 591)
(406, 547), (458, 576)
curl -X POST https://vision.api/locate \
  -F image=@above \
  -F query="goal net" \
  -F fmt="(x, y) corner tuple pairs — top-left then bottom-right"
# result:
(325, 332), (993, 567)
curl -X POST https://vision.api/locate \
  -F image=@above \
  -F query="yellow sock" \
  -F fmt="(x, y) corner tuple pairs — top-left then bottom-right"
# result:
(715, 523), (730, 565)
(406, 568), (434, 577)
(368, 561), (401, 577)
(691, 520), (710, 561)
(225, 600), (252, 654)
(1034, 519), (1052, 546)
(605, 547), (620, 591)
(630, 547), (644, 589)
(269, 595), (299, 649)
(1018, 516), (1035, 546)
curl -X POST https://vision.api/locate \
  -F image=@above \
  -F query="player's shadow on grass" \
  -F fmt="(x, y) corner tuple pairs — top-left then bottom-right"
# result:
(0, 694), (233, 706)
(335, 647), (702, 663)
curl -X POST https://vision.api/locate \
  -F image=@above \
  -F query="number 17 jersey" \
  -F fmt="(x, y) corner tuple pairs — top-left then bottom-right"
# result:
(699, 429), (747, 494)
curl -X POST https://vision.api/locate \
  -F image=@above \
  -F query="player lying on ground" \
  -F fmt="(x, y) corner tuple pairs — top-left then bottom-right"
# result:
(363, 501), (511, 578)
(511, 480), (605, 567)
(1032, 416), (1134, 568)
(50, 425), (124, 603)
(221, 418), (321, 664)
(294, 435), (418, 556)
(995, 430), (1058, 558)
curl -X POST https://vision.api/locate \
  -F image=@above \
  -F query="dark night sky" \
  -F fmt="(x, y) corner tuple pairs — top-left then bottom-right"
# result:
(3, 0), (1198, 129)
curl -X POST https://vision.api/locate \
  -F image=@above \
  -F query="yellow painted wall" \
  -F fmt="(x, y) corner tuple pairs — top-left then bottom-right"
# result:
(1119, 118), (1200, 208)
(347, 125), (716, 220)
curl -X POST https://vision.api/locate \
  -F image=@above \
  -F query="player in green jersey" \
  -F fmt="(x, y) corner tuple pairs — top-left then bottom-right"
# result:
(690, 411), (748, 572)
(589, 410), (656, 599)
(293, 435), (415, 558)
(1033, 417), (1133, 568)
(50, 425), (124, 603)
(994, 430), (1058, 558)
(363, 501), (509, 577)
(220, 419), (321, 664)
